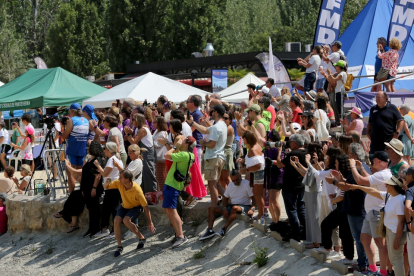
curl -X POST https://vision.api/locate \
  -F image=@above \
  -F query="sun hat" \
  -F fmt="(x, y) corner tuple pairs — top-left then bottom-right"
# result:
(25, 126), (35, 135)
(385, 176), (405, 188)
(384, 139), (404, 156)
(348, 107), (363, 118)
(244, 104), (261, 113)
(305, 90), (317, 101)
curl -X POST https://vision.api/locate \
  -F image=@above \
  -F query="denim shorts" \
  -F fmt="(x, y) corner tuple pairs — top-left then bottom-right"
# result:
(315, 78), (326, 89)
(253, 170), (265, 185)
(116, 205), (143, 221)
(162, 185), (181, 209)
(67, 155), (85, 166)
(226, 204), (252, 214)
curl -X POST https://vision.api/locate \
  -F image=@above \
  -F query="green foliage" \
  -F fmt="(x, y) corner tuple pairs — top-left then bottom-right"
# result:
(193, 249), (205, 259)
(0, 10), (32, 83)
(228, 68), (251, 84)
(45, 0), (110, 78)
(287, 68), (305, 81)
(252, 242), (269, 268)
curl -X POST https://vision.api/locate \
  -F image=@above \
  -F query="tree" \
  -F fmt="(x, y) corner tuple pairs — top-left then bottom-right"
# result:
(0, 10), (32, 83)
(45, 0), (109, 78)
(106, 0), (225, 71)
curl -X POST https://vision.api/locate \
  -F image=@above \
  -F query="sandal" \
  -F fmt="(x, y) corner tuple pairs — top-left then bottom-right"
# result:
(54, 213), (63, 219)
(305, 243), (320, 249)
(67, 225), (79, 233)
(184, 196), (196, 206)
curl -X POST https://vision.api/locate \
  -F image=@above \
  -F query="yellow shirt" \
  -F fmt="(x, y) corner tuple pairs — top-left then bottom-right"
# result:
(108, 180), (148, 209)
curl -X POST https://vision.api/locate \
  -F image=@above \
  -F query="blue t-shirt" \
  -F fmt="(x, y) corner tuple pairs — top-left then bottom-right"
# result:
(375, 46), (390, 74)
(190, 108), (203, 148)
(406, 181), (414, 208)
(232, 119), (239, 141)
(67, 116), (89, 157)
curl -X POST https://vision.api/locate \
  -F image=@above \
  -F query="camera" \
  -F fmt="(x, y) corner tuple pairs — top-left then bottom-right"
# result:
(265, 141), (290, 149)
(41, 114), (55, 130)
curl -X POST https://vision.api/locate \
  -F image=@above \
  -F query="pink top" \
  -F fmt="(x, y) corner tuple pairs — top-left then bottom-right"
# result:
(353, 118), (364, 136)
(0, 206), (7, 234)
(378, 49), (399, 77)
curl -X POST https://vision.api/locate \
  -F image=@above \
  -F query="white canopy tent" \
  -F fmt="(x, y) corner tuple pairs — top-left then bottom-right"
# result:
(0, 81), (4, 87)
(219, 73), (265, 103)
(83, 72), (208, 108)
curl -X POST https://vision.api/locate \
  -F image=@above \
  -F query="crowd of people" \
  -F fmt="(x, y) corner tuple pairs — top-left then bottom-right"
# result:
(0, 38), (412, 276)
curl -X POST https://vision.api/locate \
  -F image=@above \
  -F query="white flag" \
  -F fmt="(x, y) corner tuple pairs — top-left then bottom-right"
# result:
(268, 37), (276, 79)
(34, 57), (48, 69)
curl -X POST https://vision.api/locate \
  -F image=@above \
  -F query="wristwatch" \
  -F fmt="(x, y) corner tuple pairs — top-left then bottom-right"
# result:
(395, 131), (400, 135)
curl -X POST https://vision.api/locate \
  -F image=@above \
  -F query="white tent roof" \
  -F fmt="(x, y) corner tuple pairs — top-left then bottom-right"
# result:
(83, 72), (208, 108)
(0, 81), (4, 87)
(219, 73), (265, 103)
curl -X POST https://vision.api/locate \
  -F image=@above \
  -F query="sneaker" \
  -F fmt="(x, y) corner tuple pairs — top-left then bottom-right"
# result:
(260, 216), (265, 224)
(264, 212), (269, 218)
(135, 238), (146, 251)
(327, 250), (342, 260)
(387, 271), (395, 276)
(114, 246), (123, 258)
(172, 236), (188, 248)
(124, 230), (135, 240)
(215, 228), (226, 238)
(199, 229), (215, 241)
(170, 236), (178, 244)
(91, 229), (110, 239)
(316, 247), (330, 254)
(366, 271), (381, 276)
(337, 257), (354, 265)
(105, 232), (115, 240)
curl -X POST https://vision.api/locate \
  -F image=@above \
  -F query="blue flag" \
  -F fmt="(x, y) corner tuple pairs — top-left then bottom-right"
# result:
(387, 0), (414, 62)
(313, 0), (347, 46)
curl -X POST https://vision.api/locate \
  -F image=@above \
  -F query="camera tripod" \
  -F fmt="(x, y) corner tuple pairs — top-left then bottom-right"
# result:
(24, 124), (68, 199)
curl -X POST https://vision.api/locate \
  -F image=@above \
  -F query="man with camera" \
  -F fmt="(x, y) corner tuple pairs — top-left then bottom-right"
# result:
(275, 134), (307, 241)
(162, 136), (196, 248)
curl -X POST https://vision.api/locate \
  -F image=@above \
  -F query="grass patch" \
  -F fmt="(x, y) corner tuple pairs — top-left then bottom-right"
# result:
(252, 241), (269, 268)
(193, 249), (205, 259)
(45, 236), (54, 255)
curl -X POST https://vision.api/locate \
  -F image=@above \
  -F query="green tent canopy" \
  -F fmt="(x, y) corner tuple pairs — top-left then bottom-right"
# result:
(0, 67), (107, 111)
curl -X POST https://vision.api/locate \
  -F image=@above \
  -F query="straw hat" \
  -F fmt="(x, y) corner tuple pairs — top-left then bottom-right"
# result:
(384, 138), (404, 156)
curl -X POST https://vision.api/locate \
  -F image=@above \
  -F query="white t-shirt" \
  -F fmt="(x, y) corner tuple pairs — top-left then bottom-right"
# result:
(335, 71), (347, 93)
(365, 169), (392, 212)
(314, 169), (340, 210)
(317, 60), (329, 80)
(326, 51), (341, 72)
(104, 156), (124, 184)
(223, 179), (253, 206)
(314, 109), (329, 138)
(54, 122), (61, 148)
(269, 85), (281, 98)
(126, 158), (143, 185)
(182, 122), (192, 138)
(381, 192), (405, 233)
(306, 55), (321, 73)
(0, 128), (9, 145)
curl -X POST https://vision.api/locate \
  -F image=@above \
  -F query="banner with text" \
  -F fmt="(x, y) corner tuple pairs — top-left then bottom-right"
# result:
(355, 91), (414, 116)
(314, 0), (347, 46)
(387, 0), (414, 62)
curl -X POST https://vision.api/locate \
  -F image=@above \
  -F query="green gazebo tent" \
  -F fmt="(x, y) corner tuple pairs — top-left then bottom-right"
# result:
(0, 67), (107, 111)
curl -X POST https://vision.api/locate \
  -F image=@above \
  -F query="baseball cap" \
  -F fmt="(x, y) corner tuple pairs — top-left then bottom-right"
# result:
(291, 122), (301, 130)
(402, 165), (414, 176)
(82, 104), (98, 121)
(186, 136), (197, 151)
(261, 87), (270, 94)
(69, 103), (81, 110)
(244, 104), (261, 113)
(212, 104), (226, 117)
(372, 151), (389, 163)
(385, 176), (405, 188)
(298, 110), (314, 117)
(331, 41), (342, 49)
(333, 60), (347, 69)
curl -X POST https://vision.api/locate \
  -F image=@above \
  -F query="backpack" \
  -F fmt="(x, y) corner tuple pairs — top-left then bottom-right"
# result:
(341, 74), (354, 91)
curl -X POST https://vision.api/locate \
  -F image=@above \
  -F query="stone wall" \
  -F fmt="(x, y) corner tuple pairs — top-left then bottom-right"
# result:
(5, 194), (209, 233)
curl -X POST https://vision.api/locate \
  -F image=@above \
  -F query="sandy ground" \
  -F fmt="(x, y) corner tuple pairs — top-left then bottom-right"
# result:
(0, 216), (341, 276)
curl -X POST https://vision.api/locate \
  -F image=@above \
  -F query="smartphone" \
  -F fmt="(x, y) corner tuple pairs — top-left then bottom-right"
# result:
(187, 110), (191, 119)
(247, 120), (253, 126)
(290, 156), (295, 161)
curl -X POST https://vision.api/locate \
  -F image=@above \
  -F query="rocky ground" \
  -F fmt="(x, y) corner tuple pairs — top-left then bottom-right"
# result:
(0, 217), (340, 276)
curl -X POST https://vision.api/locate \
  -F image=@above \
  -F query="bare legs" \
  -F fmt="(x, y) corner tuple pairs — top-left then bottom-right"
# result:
(268, 189), (281, 223)
(253, 184), (264, 219)
(361, 233), (388, 271)
(114, 216), (145, 247)
(164, 208), (183, 238)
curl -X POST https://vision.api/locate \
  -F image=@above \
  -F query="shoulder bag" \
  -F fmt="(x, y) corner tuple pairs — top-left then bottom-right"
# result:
(173, 152), (193, 188)
(376, 193), (390, 238)
(376, 67), (390, 82)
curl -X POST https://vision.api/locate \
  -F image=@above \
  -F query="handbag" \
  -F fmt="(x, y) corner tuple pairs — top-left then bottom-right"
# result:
(173, 152), (193, 188)
(376, 67), (390, 82)
(376, 193), (390, 238)
(316, 110), (329, 141)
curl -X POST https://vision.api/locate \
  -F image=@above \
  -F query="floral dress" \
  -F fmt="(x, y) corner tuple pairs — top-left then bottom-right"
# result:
(377, 49), (399, 77)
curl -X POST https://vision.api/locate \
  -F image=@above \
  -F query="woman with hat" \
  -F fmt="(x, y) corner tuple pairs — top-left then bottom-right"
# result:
(399, 105), (414, 165)
(11, 164), (33, 195)
(340, 107), (364, 137)
(346, 176), (407, 276)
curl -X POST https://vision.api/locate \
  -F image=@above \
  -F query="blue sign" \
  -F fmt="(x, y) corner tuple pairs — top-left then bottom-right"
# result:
(212, 69), (228, 93)
(387, 0), (414, 62)
(355, 91), (414, 116)
(314, 0), (347, 46)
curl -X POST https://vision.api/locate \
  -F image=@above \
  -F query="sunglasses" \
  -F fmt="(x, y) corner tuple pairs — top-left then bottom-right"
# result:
(223, 117), (230, 120)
